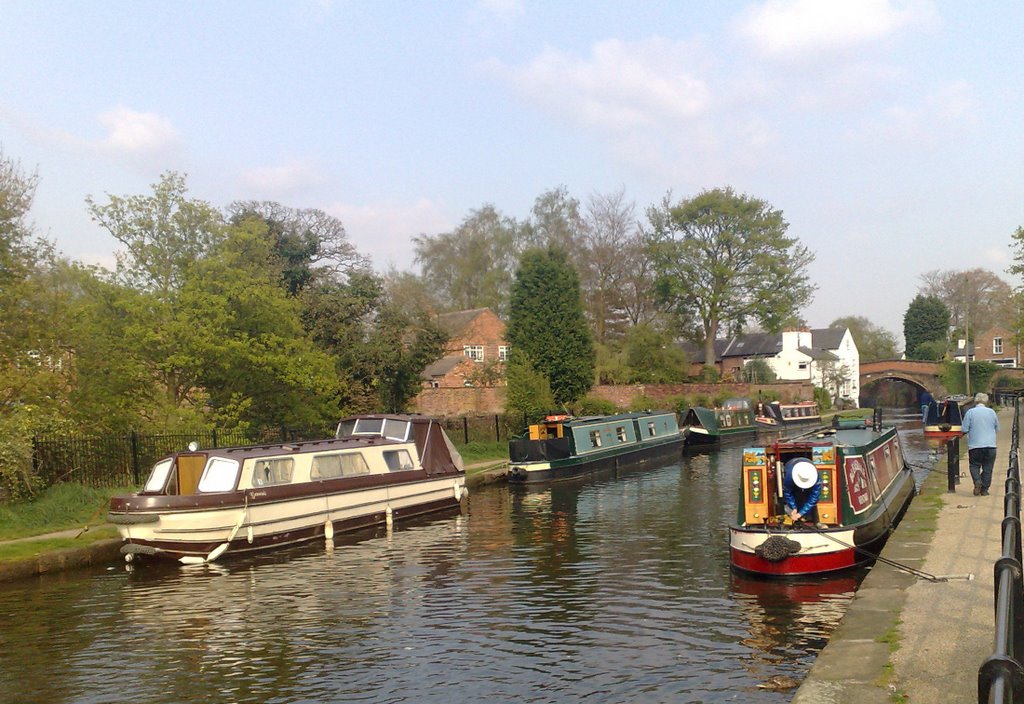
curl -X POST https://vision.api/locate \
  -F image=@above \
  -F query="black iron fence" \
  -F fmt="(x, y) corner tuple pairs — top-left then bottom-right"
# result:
(31, 414), (528, 490)
(979, 394), (1024, 703)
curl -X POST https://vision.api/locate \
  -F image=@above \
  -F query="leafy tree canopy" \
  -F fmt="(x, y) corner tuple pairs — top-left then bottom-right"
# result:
(918, 268), (1013, 339)
(903, 294), (950, 360)
(226, 200), (368, 296)
(413, 204), (520, 317)
(646, 186), (815, 369)
(830, 315), (900, 362)
(507, 247), (595, 406)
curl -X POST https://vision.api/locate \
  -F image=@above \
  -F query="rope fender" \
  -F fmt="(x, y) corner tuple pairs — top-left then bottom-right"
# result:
(755, 535), (802, 562)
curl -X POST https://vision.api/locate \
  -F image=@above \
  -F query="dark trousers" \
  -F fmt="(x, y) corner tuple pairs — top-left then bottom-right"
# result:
(969, 447), (998, 491)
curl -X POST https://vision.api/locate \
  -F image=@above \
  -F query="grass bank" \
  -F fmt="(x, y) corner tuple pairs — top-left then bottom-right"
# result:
(0, 483), (132, 542)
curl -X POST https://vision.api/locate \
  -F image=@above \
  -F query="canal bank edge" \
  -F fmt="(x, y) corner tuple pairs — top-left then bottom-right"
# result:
(0, 462), (510, 584)
(792, 417), (1001, 704)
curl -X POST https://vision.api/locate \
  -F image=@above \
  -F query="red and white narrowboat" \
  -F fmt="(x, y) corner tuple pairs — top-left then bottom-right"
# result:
(107, 415), (466, 565)
(729, 415), (915, 577)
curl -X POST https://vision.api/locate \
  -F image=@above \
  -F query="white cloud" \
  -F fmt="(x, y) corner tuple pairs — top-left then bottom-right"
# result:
(850, 80), (977, 145)
(326, 198), (452, 270)
(239, 160), (327, 198)
(735, 0), (938, 60)
(98, 106), (181, 155)
(485, 37), (710, 131)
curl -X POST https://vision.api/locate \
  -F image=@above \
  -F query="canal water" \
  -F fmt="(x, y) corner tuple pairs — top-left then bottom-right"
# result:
(0, 412), (941, 704)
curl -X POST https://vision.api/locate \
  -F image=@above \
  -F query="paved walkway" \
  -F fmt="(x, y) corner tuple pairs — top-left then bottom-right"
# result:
(793, 406), (1013, 703)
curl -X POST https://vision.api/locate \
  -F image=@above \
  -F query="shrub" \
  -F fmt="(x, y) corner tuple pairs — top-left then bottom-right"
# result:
(573, 395), (619, 416)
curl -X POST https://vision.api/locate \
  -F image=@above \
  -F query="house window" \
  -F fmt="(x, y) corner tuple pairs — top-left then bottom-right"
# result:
(498, 345), (509, 362)
(994, 337), (1003, 355)
(798, 362), (808, 371)
(464, 345), (484, 362)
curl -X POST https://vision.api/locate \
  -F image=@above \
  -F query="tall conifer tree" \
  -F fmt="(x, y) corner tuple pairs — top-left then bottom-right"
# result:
(507, 247), (595, 406)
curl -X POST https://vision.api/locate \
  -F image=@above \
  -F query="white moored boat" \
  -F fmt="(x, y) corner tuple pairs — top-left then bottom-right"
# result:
(107, 415), (466, 565)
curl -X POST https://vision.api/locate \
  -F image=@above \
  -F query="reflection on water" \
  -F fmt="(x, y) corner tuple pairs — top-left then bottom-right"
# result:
(0, 412), (938, 704)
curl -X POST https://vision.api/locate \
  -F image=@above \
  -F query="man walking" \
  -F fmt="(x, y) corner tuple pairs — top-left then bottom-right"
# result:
(962, 392), (999, 496)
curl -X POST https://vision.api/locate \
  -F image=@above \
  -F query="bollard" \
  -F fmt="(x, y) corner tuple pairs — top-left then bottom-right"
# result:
(948, 435), (960, 492)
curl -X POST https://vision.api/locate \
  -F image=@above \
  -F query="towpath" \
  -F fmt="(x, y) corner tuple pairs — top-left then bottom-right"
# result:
(793, 405), (1013, 703)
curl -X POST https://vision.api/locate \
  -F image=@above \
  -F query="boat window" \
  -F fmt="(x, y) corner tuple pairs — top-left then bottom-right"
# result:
(647, 422), (656, 437)
(589, 430), (602, 448)
(383, 419), (411, 441)
(251, 458), (294, 486)
(312, 452), (371, 479)
(384, 449), (415, 471)
(353, 418), (384, 435)
(336, 420), (356, 437)
(197, 458), (240, 493)
(144, 459), (173, 492)
(616, 426), (627, 442)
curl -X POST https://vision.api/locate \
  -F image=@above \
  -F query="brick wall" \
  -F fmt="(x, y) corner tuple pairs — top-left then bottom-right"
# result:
(412, 381), (813, 417)
(412, 386), (507, 416)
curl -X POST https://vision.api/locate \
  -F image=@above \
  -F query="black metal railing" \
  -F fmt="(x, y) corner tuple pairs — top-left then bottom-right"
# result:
(980, 394), (1024, 703)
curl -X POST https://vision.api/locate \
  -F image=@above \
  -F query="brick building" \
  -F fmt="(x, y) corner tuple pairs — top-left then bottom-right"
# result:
(954, 326), (1020, 367)
(421, 308), (508, 389)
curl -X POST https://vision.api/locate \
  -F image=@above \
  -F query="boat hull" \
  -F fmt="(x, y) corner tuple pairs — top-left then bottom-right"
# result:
(507, 436), (684, 483)
(729, 466), (915, 577)
(110, 474), (466, 562)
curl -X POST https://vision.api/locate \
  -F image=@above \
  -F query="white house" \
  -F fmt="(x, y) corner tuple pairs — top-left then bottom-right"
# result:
(804, 328), (860, 404)
(688, 327), (860, 405)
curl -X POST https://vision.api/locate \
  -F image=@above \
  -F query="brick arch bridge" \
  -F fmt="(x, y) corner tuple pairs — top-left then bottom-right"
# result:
(859, 359), (947, 398)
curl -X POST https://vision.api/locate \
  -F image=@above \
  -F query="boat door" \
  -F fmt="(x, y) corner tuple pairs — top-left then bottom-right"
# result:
(176, 454), (206, 495)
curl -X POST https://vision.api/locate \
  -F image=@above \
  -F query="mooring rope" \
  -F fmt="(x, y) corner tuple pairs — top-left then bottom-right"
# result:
(807, 525), (948, 582)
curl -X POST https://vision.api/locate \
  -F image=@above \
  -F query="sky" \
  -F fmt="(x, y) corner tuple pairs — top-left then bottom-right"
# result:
(2, 0), (1023, 345)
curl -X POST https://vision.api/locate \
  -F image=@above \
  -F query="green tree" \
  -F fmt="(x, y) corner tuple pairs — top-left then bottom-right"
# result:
(647, 187), (815, 372)
(0, 152), (77, 496)
(622, 324), (688, 383)
(522, 186), (586, 252)
(86, 177), (341, 431)
(919, 268), (1014, 340)
(830, 315), (900, 362)
(413, 205), (520, 316)
(507, 247), (595, 406)
(226, 200), (368, 296)
(903, 294), (950, 360)
(742, 358), (777, 383)
(504, 350), (556, 420)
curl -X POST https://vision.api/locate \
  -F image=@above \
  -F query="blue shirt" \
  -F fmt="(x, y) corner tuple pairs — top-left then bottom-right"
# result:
(962, 403), (999, 449)
(782, 459), (821, 518)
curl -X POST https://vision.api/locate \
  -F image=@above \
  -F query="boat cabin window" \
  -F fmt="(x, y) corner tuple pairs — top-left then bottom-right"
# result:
(144, 459), (173, 492)
(383, 419), (411, 441)
(647, 422), (656, 437)
(337, 418), (412, 442)
(616, 426), (627, 443)
(252, 458), (294, 486)
(589, 430), (602, 448)
(312, 452), (371, 479)
(197, 458), (240, 493)
(383, 449), (415, 472)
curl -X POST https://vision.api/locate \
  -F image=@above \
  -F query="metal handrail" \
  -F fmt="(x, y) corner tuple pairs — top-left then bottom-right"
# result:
(980, 394), (1024, 703)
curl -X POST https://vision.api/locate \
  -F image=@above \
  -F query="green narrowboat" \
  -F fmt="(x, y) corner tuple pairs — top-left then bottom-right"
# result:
(506, 411), (685, 483)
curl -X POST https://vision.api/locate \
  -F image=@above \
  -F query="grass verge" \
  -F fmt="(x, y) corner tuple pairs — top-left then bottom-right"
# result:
(0, 483), (133, 541)
(0, 526), (120, 563)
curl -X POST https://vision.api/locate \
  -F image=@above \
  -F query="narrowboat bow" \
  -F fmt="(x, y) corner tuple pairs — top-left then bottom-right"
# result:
(729, 412), (915, 577)
(107, 415), (466, 565)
